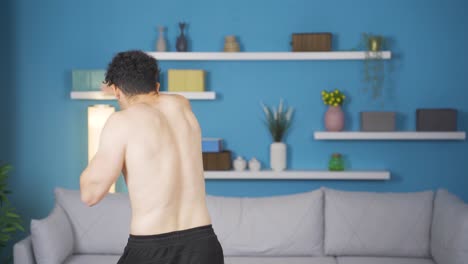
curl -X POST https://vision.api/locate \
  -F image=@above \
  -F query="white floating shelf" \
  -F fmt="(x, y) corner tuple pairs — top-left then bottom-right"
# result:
(147, 51), (391, 61)
(314, 131), (466, 141)
(70, 91), (216, 100)
(204, 170), (390, 180)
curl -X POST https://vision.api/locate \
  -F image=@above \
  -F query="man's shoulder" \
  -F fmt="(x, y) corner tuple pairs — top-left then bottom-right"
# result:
(104, 111), (131, 130)
(162, 94), (190, 108)
(108, 110), (128, 122)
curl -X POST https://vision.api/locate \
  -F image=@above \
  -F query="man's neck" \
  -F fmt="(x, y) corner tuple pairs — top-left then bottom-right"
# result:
(121, 92), (160, 109)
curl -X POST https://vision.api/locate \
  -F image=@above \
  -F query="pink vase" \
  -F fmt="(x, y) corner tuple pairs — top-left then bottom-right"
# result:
(325, 106), (345, 131)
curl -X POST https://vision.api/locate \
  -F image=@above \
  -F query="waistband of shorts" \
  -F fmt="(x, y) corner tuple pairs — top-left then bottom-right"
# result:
(127, 225), (214, 245)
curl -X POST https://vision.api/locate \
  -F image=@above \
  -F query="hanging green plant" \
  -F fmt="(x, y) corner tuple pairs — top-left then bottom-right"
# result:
(360, 33), (387, 100)
(0, 164), (24, 264)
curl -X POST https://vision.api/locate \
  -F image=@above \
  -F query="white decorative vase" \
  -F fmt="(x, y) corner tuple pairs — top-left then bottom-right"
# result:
(270, 142), (287, 171)
(156, 26), (167, 52)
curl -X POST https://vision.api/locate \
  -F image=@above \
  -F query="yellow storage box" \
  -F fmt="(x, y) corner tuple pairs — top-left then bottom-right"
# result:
(168, 69), (205, 92)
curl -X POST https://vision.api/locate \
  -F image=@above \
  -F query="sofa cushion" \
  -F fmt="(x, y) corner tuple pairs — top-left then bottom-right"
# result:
(225, 257), (337, 264)
(64, 254), (120, 264)
(13, 236), (36, 264)
(336, 257), (435, 264)
(31, 204), (74, 264)
(207, 189), (324, 256)
(55, 188), (131, 254)
(324, 188), (434, 257)
(431, 189), (468, 264)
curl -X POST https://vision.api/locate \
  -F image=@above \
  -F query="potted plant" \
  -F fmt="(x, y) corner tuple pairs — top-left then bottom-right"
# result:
(261, 99), (294, 171)
(360, 33), (387, 100)
(322, 89), (346, 131)
(0, 164), (24, 263)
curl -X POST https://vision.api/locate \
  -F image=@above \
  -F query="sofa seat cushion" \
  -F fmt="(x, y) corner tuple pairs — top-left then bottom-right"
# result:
(64, 254), (121, 264)
(225, 257), (337, 264)
(207, 189), (324, 256)
(55, 188), (131, 254)
(324, 188), (434, 257)
(336, 257), (435, 264)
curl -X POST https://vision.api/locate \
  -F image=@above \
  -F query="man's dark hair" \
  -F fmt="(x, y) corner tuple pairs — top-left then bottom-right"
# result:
(105, 50), (159, 97)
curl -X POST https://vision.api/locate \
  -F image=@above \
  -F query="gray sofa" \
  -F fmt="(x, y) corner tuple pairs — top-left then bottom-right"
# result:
(14, 187), (468, 264)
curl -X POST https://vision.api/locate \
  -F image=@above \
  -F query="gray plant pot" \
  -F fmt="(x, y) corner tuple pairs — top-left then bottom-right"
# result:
(360, 112), (396, 131)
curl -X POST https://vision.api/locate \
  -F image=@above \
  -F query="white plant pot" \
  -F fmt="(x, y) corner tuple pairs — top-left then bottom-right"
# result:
(270, 142), (287, 171)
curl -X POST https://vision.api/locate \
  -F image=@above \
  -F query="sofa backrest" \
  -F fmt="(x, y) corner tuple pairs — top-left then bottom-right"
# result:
(206, 189), (324, 256)
(324, 188), (434, 258)
(431, 189), (468, 264)
(55, 188), (131, 254)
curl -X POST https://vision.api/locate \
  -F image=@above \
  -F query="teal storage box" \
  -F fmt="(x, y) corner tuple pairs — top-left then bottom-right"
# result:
(72, 70), (106, 91)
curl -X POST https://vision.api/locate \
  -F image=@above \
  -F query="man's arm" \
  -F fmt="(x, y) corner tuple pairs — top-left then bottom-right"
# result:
(80, 112), (127, 206)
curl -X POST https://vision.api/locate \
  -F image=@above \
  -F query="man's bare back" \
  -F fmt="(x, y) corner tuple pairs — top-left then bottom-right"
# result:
(80, 50), (223, 264)
(81, 94), (211, 235)
(122, 94), (211, 235)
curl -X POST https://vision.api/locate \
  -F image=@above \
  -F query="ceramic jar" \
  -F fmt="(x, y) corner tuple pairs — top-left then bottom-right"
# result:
(233, 156), (247, 171)
(248, 157), (261, 171)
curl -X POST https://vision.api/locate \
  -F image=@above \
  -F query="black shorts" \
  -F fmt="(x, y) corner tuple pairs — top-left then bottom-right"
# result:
(117, 225), (224, 264)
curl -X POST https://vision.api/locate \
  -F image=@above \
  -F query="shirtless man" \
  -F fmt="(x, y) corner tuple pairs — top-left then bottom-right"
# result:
(79, 50), (224, 264)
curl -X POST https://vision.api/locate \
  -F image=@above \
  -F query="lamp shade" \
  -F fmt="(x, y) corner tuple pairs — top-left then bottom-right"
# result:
(88, 105), (116, 192)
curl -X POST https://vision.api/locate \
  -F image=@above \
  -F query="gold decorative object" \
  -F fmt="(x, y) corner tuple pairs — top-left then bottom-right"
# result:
(224, 35), (240, 52)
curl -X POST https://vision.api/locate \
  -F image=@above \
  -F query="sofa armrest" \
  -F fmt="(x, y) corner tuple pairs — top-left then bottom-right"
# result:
(431, 189), (468, 264)
(14, 236), (36, 264)
(31, 204), (75, 263)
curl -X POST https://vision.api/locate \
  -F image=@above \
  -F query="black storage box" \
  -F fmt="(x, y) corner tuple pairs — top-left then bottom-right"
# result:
(416, 109), (457, 131)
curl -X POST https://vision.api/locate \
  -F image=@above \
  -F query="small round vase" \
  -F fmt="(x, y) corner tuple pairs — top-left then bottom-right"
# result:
(233, 156), (247, 171)
(248, 157), (261, 171)
(325, 106), (345, 131)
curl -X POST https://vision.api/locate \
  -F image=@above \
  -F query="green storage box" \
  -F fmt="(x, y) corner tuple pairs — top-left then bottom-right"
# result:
(72, 70), (106, 91)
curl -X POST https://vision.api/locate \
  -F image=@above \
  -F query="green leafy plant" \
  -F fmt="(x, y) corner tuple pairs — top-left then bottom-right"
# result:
(360, 33), (387, 100)
(322, 89), (346, 107)
(260, 99), (294, 142)
(0, 164), (24, 263)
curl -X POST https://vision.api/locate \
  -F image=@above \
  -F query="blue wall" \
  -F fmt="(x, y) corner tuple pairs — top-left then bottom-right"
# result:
(1, 0), (15, 258)
(0, 0), (12, 162)
(6, 0), (468, 234)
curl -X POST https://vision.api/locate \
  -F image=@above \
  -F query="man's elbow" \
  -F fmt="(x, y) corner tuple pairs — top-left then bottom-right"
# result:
(80, 180), (99, 207)
(81, 191), (99, 207)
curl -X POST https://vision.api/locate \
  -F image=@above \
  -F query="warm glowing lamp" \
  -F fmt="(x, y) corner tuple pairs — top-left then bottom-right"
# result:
(88, 105), (116, 193)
